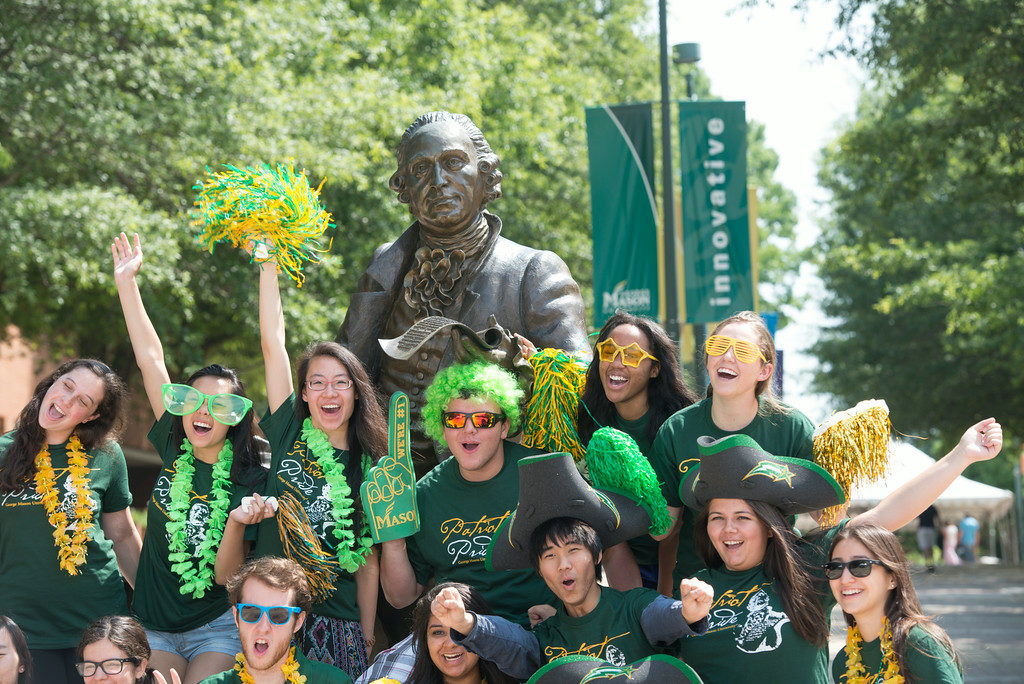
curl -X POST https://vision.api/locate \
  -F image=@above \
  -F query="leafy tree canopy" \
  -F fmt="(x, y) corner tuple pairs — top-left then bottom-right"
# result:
(2, 0), (798, 411)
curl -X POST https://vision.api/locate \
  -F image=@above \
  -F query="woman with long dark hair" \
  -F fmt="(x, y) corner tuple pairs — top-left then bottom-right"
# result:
(574, 312), (696, 590)
(112, 232), (267, 684)
(674, 418), (999, 683)
(828, 523), (962, 682)
(410, 583), (517, 684)
(216, 250), (387, 679)
(0, 358), (138, 684)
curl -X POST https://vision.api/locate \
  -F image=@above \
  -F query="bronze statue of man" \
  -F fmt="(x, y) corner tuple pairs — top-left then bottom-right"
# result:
(338, 111), (587, 474)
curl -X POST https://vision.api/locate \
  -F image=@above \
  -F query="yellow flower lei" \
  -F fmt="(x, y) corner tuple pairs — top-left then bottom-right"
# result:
(845, 617), (905, 683)
(34, 435), (94, 575)
(233, 646), (306, 684)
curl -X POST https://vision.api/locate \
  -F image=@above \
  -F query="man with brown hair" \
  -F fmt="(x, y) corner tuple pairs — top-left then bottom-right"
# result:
(200, 557), (352, 683)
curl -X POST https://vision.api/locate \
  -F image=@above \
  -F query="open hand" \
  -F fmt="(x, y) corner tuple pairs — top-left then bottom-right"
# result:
(958, 418), (1002, 463)
(111, 232), (143, 284)
(679, 577), (714, 624)
(515, 334), (537, 360)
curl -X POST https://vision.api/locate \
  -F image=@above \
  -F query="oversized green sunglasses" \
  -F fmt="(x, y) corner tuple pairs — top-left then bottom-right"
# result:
(161, 383), (253, 426)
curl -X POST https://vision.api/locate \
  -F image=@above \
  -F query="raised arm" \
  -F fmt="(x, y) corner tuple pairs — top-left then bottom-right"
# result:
(111, 232), (171, 418)
(259, 259), (293, 412)
(854, 418), (1002, 531)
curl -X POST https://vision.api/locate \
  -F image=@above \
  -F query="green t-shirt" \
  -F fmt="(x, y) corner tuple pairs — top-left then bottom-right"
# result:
(832, 624), (962, 683)
(406, 441), (554, 627)
(649, 397), (814, 585)
(133, 413), (263, 632)
(614, 412), (659, 567)
(199, 648), (353, 684)
(533, 587), (661, 665)
(253, 394), (366, 621)
(676, 522), (844, 684)
(0, 431), (132, 649)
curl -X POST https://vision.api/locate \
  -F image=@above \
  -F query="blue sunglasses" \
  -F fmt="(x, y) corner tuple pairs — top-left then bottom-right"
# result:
(236, 603), (302, 625)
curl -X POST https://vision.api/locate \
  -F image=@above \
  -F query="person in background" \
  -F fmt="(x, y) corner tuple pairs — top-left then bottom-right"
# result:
(958, 512), (980, 563)
(916, 505), (940, 572)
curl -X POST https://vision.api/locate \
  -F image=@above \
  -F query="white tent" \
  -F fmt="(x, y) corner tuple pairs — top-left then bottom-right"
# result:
(845, 440), (1014, 524)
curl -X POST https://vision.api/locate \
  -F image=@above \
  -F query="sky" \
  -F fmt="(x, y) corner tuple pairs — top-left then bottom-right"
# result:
(667, 1), (866, 422)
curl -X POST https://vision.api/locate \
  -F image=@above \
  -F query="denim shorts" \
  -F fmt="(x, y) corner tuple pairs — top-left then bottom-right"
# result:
(145, 609), (241, 660)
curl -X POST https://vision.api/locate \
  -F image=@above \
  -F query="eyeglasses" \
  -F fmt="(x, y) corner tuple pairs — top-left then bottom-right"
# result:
(595, 338), (658, 367)
(305, 377), (353, 392)
(442, 411), (506, 430)
(704, 335), (767, 364)
(822, 559), (886, 580)
(75, 658), (138, 677)
(236, 603), (302, 625)
(161, 383), (253, 426)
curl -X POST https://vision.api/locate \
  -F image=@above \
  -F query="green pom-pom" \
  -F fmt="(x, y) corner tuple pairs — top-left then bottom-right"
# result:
(586, 427), (672, 536)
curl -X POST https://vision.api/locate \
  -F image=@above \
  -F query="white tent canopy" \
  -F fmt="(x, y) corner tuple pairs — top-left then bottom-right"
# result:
(846, 440), (1014, 524)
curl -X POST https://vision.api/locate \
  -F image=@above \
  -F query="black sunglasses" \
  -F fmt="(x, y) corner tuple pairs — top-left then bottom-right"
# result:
(822, 559), (886, 580)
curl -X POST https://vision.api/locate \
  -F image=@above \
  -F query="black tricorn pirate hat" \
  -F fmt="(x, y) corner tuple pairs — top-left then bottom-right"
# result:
(486, 452), (651, 571)
(526, 654), (703, 684)
(680, 434), (845, 515)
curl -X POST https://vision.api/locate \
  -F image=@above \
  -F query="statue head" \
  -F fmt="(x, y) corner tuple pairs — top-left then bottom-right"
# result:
(389, 112), (503, 233)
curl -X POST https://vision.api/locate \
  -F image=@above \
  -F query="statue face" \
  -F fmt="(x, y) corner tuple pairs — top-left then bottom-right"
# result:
(404, 120), (486, 233)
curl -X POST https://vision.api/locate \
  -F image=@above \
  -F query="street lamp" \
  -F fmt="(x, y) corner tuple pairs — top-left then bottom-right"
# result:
(671, 41), (706, 387)
(674, 42), (701, 100)
(658, 1), (680, 344)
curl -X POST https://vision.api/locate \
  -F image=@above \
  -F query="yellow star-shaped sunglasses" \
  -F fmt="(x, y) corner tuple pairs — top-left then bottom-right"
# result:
(595, 338), (658, 367)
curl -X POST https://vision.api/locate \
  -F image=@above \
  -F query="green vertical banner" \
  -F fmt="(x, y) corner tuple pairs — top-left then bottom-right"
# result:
(585, 104), (659, 324)
(678, 101), (752, 323)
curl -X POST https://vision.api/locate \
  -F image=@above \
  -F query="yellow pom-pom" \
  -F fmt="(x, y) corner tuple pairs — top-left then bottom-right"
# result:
(192, 161), (333, 287)
(520, 349), (588, 467)
(813, 399), (892, 525)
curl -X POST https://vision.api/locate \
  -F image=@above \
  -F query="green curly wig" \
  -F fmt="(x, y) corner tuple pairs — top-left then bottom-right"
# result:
(422, 361), (523, 445)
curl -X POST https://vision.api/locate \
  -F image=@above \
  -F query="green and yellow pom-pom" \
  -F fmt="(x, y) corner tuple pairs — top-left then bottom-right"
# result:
(520, 349), (589, 466)
(813, 399), (892, 525)
(192, 161), (333, 287)
(586, 427), (672, 536)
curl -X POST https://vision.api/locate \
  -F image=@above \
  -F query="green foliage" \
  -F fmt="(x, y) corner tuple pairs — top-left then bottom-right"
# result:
(1, 0), (798, 409)
(805, 0), (1024, 486)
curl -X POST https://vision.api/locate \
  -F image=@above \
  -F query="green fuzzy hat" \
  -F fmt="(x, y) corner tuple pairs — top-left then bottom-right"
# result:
(421, 361), (523, 446)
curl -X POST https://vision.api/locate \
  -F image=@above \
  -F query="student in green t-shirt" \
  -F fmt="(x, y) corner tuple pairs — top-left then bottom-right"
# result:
(439, 516), (712, 680)
(215, 253), (387, 680)
(649, 311), (816, 589)
(828, 523), (963, 683)
(199, 557), (352, 684)
(378, 361), (553, 629)
(112, 232), (268, 684)
(571, 312), (696, 592)
(0, 357), (139, 684)
(673, 419), (1001, 684)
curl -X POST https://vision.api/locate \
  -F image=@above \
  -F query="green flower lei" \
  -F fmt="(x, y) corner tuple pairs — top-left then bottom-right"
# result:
(301, 418), (374, 572)
(166, 439), (234, 599)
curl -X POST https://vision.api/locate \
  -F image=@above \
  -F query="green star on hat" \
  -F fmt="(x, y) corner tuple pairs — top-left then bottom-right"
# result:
(526, 654), (703, 684)
(680, 434), (845, 515)
(486, 452), (651, 571)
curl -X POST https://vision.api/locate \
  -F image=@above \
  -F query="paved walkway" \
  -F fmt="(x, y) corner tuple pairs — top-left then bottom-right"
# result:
(828, 564), (1024, 682)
